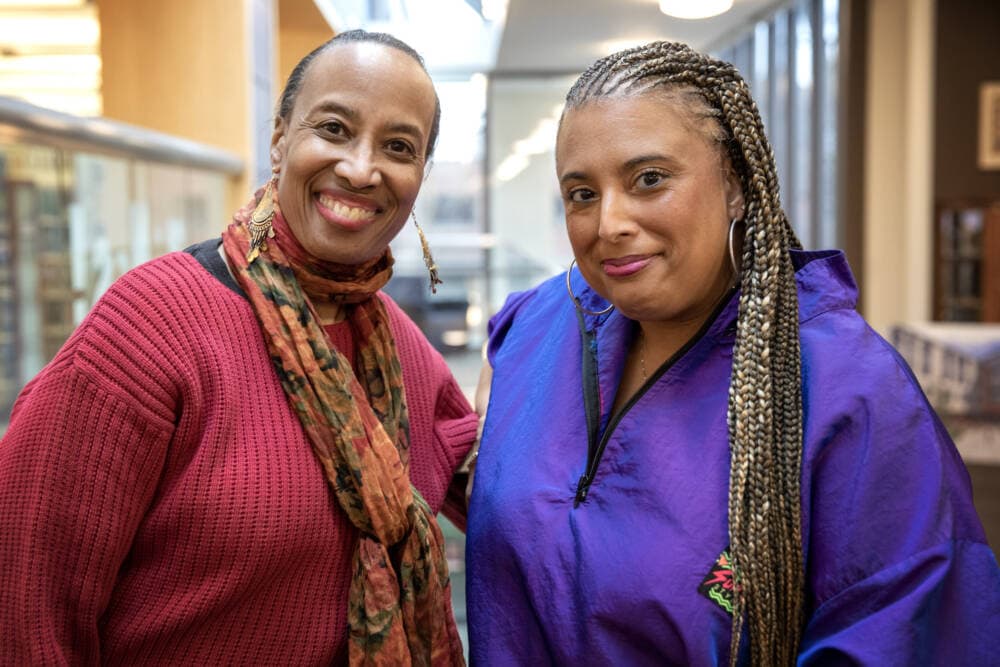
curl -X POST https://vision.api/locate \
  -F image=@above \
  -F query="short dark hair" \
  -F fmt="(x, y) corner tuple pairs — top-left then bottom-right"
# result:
(276, 29), (441, 159)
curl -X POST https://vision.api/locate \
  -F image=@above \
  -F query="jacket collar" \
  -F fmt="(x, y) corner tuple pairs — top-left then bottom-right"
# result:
(574, 248), (858, 341)
(710, 249), (857, 336)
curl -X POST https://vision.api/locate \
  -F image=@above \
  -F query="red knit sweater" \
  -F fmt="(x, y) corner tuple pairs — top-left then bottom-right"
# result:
(0, 245), (477, 665)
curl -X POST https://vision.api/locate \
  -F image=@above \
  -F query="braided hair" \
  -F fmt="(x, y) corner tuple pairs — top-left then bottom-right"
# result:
(564, 41), (805, 666)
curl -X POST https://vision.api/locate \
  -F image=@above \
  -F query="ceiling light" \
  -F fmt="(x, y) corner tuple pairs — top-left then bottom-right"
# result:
(658, 0), (733, 20)
(0, 14), (99, 51)
(481, 0), (508, 22)
(0, 0), (86, 6)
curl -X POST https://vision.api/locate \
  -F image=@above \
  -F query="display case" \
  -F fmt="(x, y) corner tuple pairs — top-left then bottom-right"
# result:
(934, 201), (1000, 323)
(0, 154), (16, 418)
(0, 96), (242, 431)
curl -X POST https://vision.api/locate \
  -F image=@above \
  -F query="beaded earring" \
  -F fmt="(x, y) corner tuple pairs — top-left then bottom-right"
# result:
(412, 210), (443, 293)
(247, 166), (279, 263)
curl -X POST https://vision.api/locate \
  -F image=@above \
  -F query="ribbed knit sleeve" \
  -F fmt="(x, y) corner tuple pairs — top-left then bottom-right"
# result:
(0, 309), (174, 664)
(434, 379), (478, 530)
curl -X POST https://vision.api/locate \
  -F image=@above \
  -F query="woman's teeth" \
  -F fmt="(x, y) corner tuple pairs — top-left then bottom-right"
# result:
(318, 195), (376, 221)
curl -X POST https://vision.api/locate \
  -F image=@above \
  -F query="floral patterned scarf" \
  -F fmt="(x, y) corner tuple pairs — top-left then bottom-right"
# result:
(221, 189), (464, 666)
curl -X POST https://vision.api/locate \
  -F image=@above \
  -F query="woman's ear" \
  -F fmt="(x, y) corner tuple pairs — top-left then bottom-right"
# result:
(270, 119), (286, 170)
(724, 166), (745, 221)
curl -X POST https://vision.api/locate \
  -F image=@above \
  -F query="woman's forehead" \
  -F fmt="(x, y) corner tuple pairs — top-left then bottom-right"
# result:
(558, 96), (688, 147)
(296, 42), (434, 111)
(558, 94), (721, 153)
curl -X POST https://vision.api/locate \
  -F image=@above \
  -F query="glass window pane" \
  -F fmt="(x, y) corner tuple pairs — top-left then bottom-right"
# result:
(0, 141), (234, 431)
(145, 163), (188, 260)
(71, 153), (130, 321)
(184, 168), (228, 243)
(732, 39), (753, 82)
(487, 75), (576, 315)
(385, 74), (490, 353)
(1, 143), (72, 396)
(716, 0), (842, 255)
(792, 0), (815, 248)
(771, 11), (791, 211)
(819, 0), (840, 249)
(753, 21), (772, 129)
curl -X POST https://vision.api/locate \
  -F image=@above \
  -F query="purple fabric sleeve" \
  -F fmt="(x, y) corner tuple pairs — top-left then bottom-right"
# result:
(800, 539), (1000, 664)
(486, 289), (536, 367)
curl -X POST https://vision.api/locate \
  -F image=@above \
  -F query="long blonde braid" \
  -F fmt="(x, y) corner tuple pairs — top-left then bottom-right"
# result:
(565, 42), (805, 666)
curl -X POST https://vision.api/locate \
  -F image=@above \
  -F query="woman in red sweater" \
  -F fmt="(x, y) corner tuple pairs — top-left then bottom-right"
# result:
(0, 30), (476, 666)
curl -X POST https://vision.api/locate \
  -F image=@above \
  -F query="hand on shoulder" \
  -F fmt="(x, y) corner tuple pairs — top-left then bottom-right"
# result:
(463, 350), (493, 505)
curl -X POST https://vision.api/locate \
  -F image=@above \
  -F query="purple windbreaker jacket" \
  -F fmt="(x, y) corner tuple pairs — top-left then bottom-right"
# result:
(466, 249), (1000, 666)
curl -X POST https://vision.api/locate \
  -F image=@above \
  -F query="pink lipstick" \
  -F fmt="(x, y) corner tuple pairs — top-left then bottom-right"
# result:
(602, 255), (653, 277)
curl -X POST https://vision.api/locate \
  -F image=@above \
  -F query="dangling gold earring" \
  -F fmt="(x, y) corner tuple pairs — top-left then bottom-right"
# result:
(412, 210), (443, 294)
(247, 166), (279, 263)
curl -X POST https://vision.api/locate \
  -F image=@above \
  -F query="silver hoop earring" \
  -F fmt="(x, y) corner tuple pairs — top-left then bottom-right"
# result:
(727, 218), (742, 282)
(566, 259), (614, 316)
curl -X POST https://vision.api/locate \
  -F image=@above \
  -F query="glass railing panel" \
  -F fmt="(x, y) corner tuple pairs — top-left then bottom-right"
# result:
(0, 100), (240, 432)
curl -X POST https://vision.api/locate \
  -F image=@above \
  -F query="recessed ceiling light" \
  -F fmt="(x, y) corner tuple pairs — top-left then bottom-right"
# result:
(659, 0), (734, 20)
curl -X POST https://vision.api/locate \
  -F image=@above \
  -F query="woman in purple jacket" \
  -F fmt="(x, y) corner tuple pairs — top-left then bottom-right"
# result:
(465, 41), (1000, 666)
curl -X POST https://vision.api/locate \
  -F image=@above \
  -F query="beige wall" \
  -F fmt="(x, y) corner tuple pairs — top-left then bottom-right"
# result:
(863, 0), (936, 334)
(98, 0), (253, 211)
(98, 0), (338, 215)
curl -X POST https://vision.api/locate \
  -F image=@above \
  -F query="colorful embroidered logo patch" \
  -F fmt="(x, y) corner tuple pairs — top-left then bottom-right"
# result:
(698, 548), (737, 615)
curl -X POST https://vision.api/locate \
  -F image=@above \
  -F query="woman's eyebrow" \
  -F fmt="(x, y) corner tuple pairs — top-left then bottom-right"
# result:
(559, 170), (587, 185)
(622, 153), (674, 170)
(386, 121), (425, 143)
(560, 153), (678, 184)
(308, 100), (357, 120)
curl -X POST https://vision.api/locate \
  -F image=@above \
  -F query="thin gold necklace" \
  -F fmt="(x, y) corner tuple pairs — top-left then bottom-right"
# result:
(639, 328), (648, 381)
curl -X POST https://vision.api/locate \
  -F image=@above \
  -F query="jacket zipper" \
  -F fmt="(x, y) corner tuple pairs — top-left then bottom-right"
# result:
(573, 361), (669, 507)
(572, 294), (733, 507)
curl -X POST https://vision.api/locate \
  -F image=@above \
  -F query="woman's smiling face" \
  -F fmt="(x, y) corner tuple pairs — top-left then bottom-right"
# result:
(556, 92), (744, 328)
(271, 41), (438, 265)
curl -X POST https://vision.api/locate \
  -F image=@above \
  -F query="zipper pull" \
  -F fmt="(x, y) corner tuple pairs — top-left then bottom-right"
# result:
(574, 474), (590, 507)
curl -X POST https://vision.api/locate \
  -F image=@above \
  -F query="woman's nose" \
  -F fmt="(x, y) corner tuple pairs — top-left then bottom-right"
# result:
(333, 145), (382, 190)
(598, 193), (637, 240)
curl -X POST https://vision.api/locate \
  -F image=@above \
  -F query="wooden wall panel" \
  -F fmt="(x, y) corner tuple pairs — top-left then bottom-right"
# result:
(97, 0), (252, 208)
(278, 0), (334, 89)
